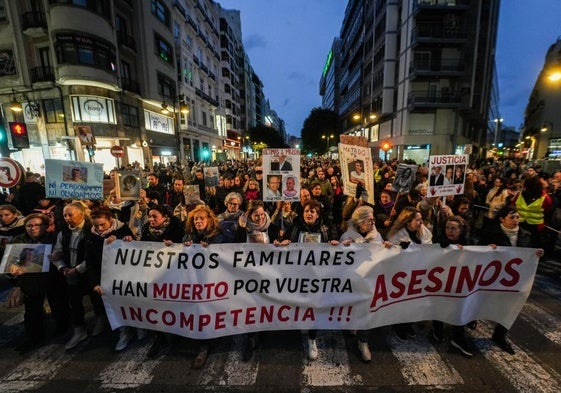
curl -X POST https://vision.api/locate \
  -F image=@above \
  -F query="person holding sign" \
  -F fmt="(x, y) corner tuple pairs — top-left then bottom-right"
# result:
(288, 199), (339, 361)
(234, 200), (277, 362)
(387, 207), (432, 342)
(183, 205), (224, 368)
(131, 204), (184, 359)
(9, 213), (69, 353)
(478, 206), (544, 354)
(50, 201), (107, 350)
(339, 206), (392, 362)
(87, 207), (137, 352)
(433, 216), (477, 357)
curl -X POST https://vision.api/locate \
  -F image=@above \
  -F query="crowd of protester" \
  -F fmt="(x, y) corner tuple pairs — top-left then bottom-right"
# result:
(0, 155), (554, 366)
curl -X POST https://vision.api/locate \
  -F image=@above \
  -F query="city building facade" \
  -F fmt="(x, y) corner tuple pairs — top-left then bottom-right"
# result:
(0, 0), (282, 174)
(322, 0), (500, 164)
(523, 37), (561, 160)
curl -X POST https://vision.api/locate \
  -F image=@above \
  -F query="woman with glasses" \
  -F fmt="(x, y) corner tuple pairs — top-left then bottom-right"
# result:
(9, 213), (69, 353)
(339, 206), (392, 362)
(478, 206), (544, 354)
(217, 192), (244, 243)
(183, 205), (224, 368)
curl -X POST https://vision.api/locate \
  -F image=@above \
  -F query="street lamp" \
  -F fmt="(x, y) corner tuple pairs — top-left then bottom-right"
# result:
(493, 117), (503, 147)
(322, 134), (334, 153)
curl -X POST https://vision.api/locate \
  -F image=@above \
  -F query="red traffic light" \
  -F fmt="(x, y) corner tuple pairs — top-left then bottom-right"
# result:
(381, 141), (391, 152)
(10, 122), (26, 135)
(9, 122), (29, 149)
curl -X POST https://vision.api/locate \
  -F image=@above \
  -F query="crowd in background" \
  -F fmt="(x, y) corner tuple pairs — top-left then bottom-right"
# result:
(0, 155), (554, 366)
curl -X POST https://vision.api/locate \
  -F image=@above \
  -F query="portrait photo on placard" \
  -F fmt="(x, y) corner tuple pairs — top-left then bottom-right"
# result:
(118, 171), (141, 200)
(63, 166), (87, 183)
(0, 244), (51, 275)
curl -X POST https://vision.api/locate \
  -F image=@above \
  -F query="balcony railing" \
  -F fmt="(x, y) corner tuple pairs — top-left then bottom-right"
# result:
(120, 77), (140, 94)
(117, 32), (136, 52)
(30, 66), (55, 83)
(413, 0), (471, 12)
(409, 59), (465, 74)
(22, 11), (47, 30)
(408, 90), (462, 107)
(412, 24), (468, 41)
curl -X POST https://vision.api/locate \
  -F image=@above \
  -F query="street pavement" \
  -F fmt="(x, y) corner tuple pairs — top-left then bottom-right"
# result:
(0, 267), (560, 393)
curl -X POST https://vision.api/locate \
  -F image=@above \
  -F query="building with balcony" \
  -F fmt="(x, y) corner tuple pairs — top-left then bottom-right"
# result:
(322, 0), (499, 163)
(0, 0), (283, 172)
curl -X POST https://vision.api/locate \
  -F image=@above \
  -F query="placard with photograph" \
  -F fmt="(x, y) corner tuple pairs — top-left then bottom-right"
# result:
(339, 143), (375, 205)
(204, 167), (219, 187)
(0, 244), (52, 275)
(262, 148), (300, 202)
(45, 159), (104, 200)
(183, 184), (201, 202)
(427, 154), (468, 197)
(116, 170), (141, 200)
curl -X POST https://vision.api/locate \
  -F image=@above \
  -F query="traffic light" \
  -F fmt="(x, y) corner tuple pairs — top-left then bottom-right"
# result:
(381, 141), (392, 152)
(0, 123), (6, 143)
(9, 122), (29, 149)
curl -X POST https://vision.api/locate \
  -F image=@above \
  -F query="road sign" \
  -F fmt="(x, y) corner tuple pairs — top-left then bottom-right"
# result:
(110, 145), (125, 158)
(0, 157), (23, 188)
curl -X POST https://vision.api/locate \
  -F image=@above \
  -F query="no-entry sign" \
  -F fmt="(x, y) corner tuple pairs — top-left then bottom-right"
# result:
(110, 145), (125, 157)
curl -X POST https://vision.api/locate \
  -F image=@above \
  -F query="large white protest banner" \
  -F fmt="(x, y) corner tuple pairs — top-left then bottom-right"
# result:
(45, 159), (104, 200)
(101, 241), (538, 339)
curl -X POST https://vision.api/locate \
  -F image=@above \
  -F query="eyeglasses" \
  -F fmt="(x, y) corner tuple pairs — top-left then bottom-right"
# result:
(255, 170), (263, 174)
(26, 224), (44, 228)
(361, 219), (375, 224)
(227, 202), (240, 206)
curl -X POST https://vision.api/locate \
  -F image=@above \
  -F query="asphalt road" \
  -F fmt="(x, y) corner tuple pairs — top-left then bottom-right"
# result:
(0, 264), (560, 393)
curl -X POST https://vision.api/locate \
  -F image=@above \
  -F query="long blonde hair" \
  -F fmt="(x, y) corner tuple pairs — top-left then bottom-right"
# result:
(387, 206), (419, 239)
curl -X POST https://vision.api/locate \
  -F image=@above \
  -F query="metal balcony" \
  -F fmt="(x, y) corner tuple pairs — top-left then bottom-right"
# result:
(22, 11), (47, 37)
(30, 66), (55, 83)
(117, 32), (136, 52)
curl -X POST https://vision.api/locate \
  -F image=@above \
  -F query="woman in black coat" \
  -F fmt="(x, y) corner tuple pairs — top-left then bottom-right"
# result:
(87, 206), (135, 351)
(478, 205), (544, 354)
(128, 205), (184, 358)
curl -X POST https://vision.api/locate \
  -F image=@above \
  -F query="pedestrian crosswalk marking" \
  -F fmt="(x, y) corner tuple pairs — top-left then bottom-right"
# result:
(97, 339), (160, 391)
(470, 321), (561, 393)
(521, 301), (561, 345)
(0, 275), (560, 391)
(302, 331), (362, 386)
(389, 329), (463, 387)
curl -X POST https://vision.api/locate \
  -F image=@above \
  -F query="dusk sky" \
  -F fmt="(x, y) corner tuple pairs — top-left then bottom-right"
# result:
(218, 0), (561, 136)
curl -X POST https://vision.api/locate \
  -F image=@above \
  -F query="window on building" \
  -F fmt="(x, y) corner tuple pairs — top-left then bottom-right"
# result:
(0, 0), (6, 21)
(55, 32), (116, 72)
(155, 34), (172, 64)
(120, 102), (139, 127)
(43, 98), (64, 123)
(151, 0), (170, 27)
(50, 0), (111, 19)
(202, 110), (207, 127)
(157, 73), (176, 100)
